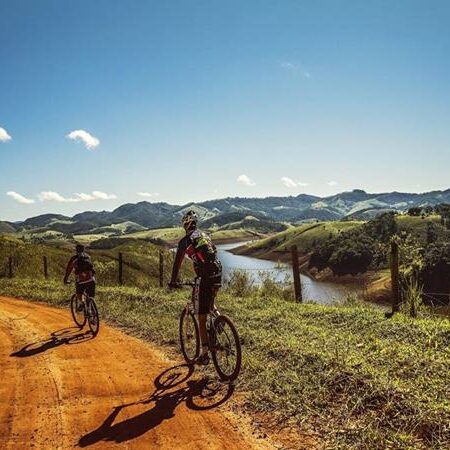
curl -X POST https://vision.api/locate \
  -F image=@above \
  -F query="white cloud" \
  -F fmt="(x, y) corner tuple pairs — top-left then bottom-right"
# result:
(91, 191), (117, 200)
(281, 177), (308, 188)
(66, 129), (100, 150)
(38, 190), (116, 202)
(138, 192), (160, 198)
(0, 127), (12, 142)
(237, 174), (256, 187)
(38, 191), (73, 202)
(7, 191), (35, 204)
(327, 181), (338, 186)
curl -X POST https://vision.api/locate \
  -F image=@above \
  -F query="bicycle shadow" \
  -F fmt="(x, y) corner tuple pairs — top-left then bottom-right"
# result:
(10, 327), (93, 358)
(78, 364), (235, 447)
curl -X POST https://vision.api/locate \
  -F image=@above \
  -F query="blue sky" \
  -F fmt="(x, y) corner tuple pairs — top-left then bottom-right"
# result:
(1, 0), (450, 221)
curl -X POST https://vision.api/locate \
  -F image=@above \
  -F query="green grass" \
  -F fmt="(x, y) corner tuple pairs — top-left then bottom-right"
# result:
(209, 228), (264, 242)
(236, 220), (363, 257)
(237, 215), (448, 260)
(1, 276), (449, 449)
(109, 226), (261, 244)
(123, 227), (185, 243)
(396, 214), (443, 241)
(0, 235), (193, 288)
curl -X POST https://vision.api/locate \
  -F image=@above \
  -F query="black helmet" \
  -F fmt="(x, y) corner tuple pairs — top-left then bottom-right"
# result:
(75, 244), (85, 254)
(181, 210), (198, 231)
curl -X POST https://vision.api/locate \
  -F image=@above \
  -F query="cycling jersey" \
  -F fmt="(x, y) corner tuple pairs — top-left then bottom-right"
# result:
(170, 228), (222, 314)
(66, 253), (96, 284)
(171, 229), (221, 278)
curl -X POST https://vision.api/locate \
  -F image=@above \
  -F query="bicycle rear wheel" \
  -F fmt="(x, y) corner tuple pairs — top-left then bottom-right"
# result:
(210, 315), (242, 381)
(179, 308), (200, 364)
(87, 299), (100, 336)
(70, 294), (86, 328)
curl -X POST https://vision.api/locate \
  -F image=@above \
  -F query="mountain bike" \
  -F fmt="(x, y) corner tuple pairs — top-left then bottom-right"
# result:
(177, 278), (241, 382)
(69, 282), (100, 337)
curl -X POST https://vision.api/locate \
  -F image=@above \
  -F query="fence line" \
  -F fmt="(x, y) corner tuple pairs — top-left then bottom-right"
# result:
(5, 243), (447, 317)
(2, 246), (305, 300)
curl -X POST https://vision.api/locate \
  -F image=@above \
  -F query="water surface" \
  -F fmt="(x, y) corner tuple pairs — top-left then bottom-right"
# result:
(217, 241), (361, 305)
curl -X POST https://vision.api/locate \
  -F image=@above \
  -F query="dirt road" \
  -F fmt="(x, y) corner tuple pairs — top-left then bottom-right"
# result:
(0, 296), (268, 449)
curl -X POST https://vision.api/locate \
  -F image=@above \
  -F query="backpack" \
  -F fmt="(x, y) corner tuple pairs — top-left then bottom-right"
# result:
(189, 230), (218, 264)
(75, 253), (94, 274)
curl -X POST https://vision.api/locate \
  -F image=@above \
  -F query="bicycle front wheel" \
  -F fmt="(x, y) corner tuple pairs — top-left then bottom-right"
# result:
(70, 294), (86, 328)
(87, 299), (100, 336)
(179, 308), (200, 364)
(210, 315), (242, 381)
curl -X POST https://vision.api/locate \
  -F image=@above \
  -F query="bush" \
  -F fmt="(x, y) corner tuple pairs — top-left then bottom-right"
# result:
(225, 270), (255, 297)
(258, 271), (293, 301)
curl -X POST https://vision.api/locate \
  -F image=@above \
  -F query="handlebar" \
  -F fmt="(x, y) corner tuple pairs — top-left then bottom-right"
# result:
(169, 279), (198, 288)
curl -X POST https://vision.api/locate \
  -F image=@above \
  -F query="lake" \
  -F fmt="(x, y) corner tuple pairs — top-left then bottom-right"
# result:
(217, 242), (361, 305)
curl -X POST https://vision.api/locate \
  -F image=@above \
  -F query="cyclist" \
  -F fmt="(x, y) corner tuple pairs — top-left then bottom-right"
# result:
(169, 210), (222, 365)
(64, 244), (96, 304)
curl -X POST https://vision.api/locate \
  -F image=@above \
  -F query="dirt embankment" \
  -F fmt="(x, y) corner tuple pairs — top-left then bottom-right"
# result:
(0, 296), (271, 449)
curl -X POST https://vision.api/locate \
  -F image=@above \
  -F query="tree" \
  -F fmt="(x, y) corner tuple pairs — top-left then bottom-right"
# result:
(328, 235), (375, 276)
(407, 207), (422, 216)
(419, 244), (450, 304)
(365, 212), (398, 242)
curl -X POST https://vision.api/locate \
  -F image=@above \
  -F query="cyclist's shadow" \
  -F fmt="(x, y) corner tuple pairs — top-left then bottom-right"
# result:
(78, 364), (235, 447)
(10, 327), (93, 358)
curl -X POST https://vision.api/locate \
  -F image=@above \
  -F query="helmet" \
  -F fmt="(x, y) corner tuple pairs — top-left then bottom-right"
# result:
(181, 210), (198, 231)
(75, 244), (85, 254)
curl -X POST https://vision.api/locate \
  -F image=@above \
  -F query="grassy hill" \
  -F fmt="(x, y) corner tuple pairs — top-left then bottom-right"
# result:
(0, 221), (17, 233)
(234, 220), (363, 261)
(235, 215), (446, 262)
(1, 277), (448, 449)
(0, 235), (193, 288)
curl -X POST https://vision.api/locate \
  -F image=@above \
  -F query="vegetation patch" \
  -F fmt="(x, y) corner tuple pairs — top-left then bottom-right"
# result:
(1, 277), (449, 449)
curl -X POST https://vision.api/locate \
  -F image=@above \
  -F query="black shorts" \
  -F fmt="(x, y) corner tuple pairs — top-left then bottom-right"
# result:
(76, 281), (96, 298)
(199, 272), (222, 315)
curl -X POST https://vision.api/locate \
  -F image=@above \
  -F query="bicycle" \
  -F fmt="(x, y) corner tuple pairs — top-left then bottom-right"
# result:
(68, 281), (100, 337)
(177, 278), (242, 382)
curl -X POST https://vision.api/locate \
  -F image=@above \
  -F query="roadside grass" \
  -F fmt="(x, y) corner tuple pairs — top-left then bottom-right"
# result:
(1, 277), (449, 449)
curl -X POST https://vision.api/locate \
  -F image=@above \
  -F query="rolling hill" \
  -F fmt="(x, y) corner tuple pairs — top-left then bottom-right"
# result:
(4, 188), (450, 237)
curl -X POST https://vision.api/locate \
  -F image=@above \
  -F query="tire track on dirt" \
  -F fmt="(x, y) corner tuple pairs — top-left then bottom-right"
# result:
(0, 296), (270, 449)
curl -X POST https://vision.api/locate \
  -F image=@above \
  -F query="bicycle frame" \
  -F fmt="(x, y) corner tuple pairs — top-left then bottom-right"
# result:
(177, 278), (241, 381)
(184, 277), (221, 321)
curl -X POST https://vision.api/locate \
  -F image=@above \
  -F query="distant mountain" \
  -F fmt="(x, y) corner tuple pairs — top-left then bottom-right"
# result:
(6, 188), (450, 236)
(21, 214), (71, 229)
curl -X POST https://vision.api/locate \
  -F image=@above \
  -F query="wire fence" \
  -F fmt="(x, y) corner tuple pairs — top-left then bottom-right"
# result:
(1, 245), (305, 301)
(2, 241), (449, 316)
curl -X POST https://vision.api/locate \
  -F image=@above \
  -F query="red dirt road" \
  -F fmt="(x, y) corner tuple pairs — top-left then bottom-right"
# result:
(0, 296), (270, 449)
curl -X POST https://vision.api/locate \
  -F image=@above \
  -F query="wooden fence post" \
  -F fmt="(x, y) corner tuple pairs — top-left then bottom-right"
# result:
(8, 256), (13, 278)
(159, 251), (164, 287)
(390, 241), (400, 314)
(43, 256), (48, 279)
(291, 245), (302, 302)
(118, 252), (123, 285)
